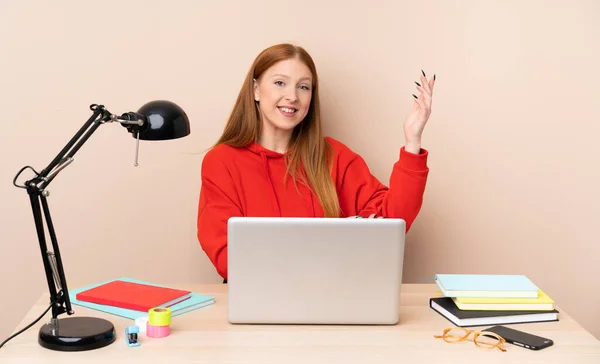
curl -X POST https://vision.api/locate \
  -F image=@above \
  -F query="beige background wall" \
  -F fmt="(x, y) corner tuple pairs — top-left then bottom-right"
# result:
(1, 0), (599, 342)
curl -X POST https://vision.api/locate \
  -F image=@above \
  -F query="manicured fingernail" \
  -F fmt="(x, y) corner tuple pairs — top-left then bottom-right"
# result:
(415, 81), (421, 87)
(421, 70), (426, 77)
(412, 94), (418, 99)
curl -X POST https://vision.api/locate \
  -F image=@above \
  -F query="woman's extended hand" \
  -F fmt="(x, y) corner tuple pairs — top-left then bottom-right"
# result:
(403, 70), (435, 154)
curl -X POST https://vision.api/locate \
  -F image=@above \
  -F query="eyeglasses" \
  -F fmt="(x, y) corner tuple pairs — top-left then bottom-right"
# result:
(434, 327), (507, 352)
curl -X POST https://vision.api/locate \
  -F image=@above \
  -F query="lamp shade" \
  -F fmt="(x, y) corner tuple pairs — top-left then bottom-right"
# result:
(135, 100), (191, 140)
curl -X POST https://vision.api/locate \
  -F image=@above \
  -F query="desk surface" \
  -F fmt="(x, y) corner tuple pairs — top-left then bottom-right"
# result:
(1, 284), (599, 363)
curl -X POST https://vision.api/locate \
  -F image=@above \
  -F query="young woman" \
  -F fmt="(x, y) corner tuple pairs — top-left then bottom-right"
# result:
(197, 43), (435, 280)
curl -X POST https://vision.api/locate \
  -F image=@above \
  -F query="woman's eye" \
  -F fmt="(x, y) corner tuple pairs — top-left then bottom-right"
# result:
(274, 81), (284, 86)
(299, 85), (310, 91)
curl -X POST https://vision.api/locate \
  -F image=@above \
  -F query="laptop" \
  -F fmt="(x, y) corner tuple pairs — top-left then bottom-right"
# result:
(227, 217), (406, 325)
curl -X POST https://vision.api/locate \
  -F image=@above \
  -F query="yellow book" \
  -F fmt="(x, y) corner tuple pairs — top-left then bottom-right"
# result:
(452, 290), (555, 311)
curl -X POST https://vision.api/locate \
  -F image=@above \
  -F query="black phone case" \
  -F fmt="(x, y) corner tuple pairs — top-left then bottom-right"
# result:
(483, 325), (554, 350)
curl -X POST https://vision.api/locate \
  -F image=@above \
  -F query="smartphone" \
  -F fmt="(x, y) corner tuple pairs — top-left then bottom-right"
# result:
(482, 325), (553, 350)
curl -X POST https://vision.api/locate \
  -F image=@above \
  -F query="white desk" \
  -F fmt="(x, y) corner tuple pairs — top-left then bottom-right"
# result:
(1, 284), (599, 363)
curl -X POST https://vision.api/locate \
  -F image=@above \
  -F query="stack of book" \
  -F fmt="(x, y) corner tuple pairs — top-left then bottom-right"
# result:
(429, 274), (559, 327)
(70, 277), (215, 320)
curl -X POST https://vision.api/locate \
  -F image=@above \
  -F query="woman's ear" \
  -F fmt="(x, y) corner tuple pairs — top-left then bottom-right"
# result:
(253, 78), (259, 101)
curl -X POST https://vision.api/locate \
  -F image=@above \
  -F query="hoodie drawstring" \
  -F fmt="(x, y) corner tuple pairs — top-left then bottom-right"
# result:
(260, 152), (282, 216)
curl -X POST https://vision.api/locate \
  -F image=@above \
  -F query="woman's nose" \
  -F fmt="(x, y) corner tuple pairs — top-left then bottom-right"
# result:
(284, 90), (298, 101)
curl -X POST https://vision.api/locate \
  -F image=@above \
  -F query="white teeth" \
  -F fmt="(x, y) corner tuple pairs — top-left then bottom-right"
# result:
(280, 107), (296, 113)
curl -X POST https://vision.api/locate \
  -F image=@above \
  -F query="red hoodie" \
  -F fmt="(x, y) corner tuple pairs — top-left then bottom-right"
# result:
(197, 137), (429, 279)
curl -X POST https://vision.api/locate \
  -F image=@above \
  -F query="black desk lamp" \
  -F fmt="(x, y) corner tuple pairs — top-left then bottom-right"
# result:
(10, 101), (190, 351)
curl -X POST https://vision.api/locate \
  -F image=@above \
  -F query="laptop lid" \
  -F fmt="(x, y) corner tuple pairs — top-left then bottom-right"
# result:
(227, 217), (406, 325)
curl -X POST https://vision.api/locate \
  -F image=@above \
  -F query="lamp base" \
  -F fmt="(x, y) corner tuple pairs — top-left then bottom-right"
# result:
(38, 316), (116, 351)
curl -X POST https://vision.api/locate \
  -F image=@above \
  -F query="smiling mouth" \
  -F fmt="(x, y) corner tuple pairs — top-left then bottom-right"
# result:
(278, 106), (297, 113)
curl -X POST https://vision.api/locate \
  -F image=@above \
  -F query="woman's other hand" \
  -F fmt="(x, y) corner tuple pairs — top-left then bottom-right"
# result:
(347, 213), (384, 219)
(404, 70), (435, 154)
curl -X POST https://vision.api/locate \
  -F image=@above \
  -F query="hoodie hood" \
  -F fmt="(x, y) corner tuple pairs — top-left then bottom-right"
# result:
(244, 141), (316, 217)
(245, 141), (288, 158)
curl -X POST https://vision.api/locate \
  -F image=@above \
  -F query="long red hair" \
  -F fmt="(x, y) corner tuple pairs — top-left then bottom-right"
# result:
(214, 43), (340, 217)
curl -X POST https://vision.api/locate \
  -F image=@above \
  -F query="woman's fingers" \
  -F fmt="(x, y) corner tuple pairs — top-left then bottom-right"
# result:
(347, 214), (386, 218)
(415, 83), (430, 96)
(415, 86), (433, 108)
(413, 94), (426, 109)
(419, 70), (435, 96)
(420, 71), (431, 94)
(415, 85), (431, 100)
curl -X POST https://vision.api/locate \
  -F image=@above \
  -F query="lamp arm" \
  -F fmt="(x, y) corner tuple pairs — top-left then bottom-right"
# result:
(36, 105), (107, 183)
(14, 104), (144, 321)
(35, 104), (144, 190)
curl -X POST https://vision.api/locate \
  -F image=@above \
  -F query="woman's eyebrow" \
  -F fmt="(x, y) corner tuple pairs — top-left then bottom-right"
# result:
(270, 74), (312, 82)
